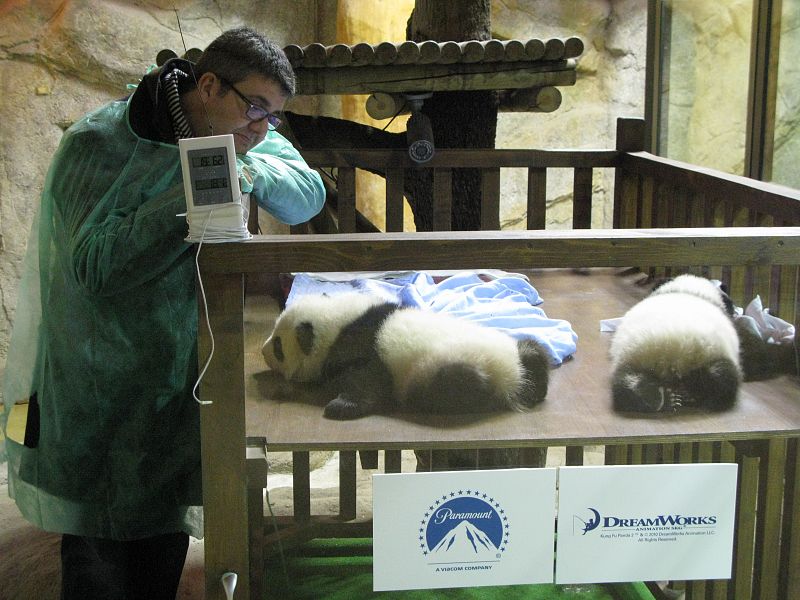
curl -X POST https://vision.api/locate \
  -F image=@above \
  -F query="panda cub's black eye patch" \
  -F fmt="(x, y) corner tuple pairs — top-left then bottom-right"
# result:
(297, 321), (315, 355)
(273, 336), (284, 362)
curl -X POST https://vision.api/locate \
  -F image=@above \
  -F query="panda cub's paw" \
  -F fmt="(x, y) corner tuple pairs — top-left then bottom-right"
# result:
(271, 378), (296, 400)
(516, 339), (550, 407)
(612, 366), (678, 413)
(323, 394), (369, 420)
(609, 274), (742, 414)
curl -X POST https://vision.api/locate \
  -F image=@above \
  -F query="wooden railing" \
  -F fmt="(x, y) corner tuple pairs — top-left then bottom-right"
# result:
(210, 117), (800, 599)
(300, 147), (619, 232)
(614, 149), (800, 325)
(199, 227), (800, 600)
(296, 117), (800, 325)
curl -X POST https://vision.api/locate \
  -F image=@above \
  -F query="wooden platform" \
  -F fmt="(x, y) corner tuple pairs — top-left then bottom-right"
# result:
(243, 268), (800, 451)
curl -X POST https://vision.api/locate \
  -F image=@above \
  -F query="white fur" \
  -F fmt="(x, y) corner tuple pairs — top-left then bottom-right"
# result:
(610, 275), (740, 378)
(262, 292), (385, 382)
(374, 307), (524, 404)
(650, 274), (728, 311)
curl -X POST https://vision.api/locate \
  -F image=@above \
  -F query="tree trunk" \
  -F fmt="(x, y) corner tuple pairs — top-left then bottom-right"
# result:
(407, 0), (497, 231)
(285, 1), (498, 233)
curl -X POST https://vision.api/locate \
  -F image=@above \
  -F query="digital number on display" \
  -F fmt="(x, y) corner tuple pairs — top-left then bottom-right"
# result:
(195, 177), (229, 191)
(191, 154), (226, 168)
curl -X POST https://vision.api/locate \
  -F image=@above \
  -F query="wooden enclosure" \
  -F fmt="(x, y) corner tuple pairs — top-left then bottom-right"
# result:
(196, 118), (800, 600)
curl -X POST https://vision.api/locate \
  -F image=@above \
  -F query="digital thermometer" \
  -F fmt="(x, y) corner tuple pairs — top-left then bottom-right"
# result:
(179, 134), (241, 211)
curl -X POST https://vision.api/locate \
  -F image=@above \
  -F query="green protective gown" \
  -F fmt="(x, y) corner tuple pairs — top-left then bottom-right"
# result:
(1, 93), (324, 540)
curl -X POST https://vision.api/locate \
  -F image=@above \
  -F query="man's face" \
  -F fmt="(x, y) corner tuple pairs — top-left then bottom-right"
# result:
(197, 72), (288, 154)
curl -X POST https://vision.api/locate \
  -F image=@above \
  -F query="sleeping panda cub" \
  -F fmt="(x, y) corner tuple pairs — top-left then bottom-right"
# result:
(610, 274), (741, 413)
(262, 292), (550, 420)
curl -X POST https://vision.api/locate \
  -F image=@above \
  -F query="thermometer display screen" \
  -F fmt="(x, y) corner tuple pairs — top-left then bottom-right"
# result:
(191, 154), (226, 168)
(195, 177), (229, 191)
(187, 146), (234, 206)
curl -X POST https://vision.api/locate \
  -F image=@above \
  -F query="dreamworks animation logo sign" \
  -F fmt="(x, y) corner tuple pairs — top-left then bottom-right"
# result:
(419, 489), (509, 571)
(573, 507), (718, 536)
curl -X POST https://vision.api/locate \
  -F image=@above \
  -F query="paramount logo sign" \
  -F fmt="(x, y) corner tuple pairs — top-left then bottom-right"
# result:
(372, 468), (558, 591)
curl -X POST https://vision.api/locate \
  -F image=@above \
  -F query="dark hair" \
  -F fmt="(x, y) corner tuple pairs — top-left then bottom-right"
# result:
(195, 26), (296, 97)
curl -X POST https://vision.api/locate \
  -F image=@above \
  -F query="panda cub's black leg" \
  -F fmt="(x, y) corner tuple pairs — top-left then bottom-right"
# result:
(323, 393), (369, 420)
(322, 360), (393, 420)
(682, 359), (739, 411)
(321, 303), (397, 420)
(406, 363), (494, 413)
(516, 339), (550, 406)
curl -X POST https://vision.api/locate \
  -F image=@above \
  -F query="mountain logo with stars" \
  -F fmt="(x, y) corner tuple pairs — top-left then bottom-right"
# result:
(420, 490), (509, 565)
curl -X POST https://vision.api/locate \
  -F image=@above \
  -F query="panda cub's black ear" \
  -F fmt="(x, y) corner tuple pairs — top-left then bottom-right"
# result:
(717, 283), (735, 316)
(649, 276), (672, 292)
(296, 321), (315, 355)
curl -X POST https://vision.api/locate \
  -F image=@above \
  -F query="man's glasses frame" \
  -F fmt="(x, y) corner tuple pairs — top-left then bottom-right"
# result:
(220, 77), (282, 130)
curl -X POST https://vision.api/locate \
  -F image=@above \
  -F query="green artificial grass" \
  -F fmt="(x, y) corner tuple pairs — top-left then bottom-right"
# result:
(262, 539), (657, 600)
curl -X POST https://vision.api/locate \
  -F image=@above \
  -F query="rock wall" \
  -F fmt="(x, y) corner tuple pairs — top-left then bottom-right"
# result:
(773, 3), (800, 188)
(492, 0), (646, 230)
(662, 1), (752, 174)
(652, 1), (799, 188)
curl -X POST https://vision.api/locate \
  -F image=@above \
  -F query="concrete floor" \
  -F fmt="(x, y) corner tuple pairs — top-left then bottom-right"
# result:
(0, 447), (604, 599)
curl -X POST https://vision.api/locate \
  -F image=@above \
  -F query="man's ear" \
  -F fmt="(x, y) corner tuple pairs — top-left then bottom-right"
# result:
(195, 71), (220, 102)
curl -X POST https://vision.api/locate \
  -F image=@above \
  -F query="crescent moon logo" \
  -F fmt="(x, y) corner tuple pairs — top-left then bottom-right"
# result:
(579, 507), (602, 535)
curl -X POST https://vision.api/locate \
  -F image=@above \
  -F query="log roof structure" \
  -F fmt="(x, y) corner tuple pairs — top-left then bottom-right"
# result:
(158, 37), (584, 115)
(283, 38), (583, 100)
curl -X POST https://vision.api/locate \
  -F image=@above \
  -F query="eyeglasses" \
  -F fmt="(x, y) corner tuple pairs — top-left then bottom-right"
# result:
(220, 78), (282, 130)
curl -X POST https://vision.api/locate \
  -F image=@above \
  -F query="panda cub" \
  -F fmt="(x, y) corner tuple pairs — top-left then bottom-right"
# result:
(610, 274), (741, 413)
(262, 292), (550, 420)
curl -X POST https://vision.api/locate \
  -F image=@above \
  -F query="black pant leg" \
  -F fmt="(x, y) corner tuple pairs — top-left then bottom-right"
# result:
(60, 534), (128, 600)
(127, 532), (190, 600)
(60, 532), (189, 600)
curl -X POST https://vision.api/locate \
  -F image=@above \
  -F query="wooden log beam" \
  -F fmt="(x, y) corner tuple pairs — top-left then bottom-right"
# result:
(374, 41), (398, 65)
(282, 44), (304, 66)
(160, 38), (585, 72)
(302, 42), (327, 67)
(544, 38), (566, 60)
(351, 42), (375, 66)
(418, 40), (441, 64)
(483, 39), (505, 62)
(294, 59), (577, 95)
(367, 86), (563, 118)
(502, 39), (526, 62)
(498, 86), (562, 113)
(564, 37), (585, 59)
(525, 39), (546, 60)
(326, 43), (352, 67)
(458, 40), (485, 63)
(365, 92), (407, 120)
(439, 40), (461, 64)
(396, 40), (421, 64)
(282, 38), (583, 68)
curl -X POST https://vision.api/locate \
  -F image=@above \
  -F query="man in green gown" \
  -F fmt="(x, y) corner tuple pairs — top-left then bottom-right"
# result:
(2, 26), (324, 599)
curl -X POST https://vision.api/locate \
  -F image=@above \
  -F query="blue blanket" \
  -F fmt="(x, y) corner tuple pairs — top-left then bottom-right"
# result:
(287, 271), (578, 365)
